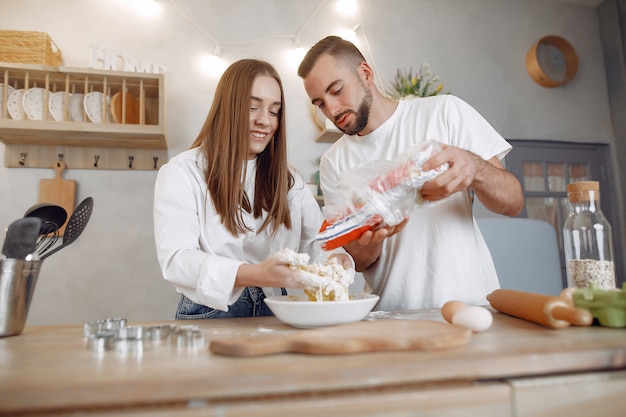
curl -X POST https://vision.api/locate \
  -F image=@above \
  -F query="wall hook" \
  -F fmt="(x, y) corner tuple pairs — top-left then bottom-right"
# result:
(153, 156), (159, 169)
(19, 152), (27, 166)
(128, 155), (134, 169)
(57, 153), (64, 161)
(94, 154), (100, 168)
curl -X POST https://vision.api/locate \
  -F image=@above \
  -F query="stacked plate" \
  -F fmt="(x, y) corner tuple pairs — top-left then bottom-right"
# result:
(23, 88), (50, 120)
(48, 91), (84, 122)
(6, 87), (26, 120)
(0, 87), (115, 123)
(0, 84), (16, 118)
(83, 91), (111, 123)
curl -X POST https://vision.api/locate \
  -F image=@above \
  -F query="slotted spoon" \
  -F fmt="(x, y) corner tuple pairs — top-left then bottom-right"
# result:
(40, 197), (94, 260)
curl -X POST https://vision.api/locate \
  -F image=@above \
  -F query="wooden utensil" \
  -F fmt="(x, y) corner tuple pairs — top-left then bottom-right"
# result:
(111, 91), (140, 124)
(210, 319), (472, 357)
(38, 161), (76, 236)
(487, 289), (593, 329)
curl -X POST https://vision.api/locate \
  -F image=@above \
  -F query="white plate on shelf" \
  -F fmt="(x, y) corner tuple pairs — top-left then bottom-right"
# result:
(0, 84), (15, 118)
(48, 91), (65, 121)
(84, 91), (111, 123)
(67, 93), (84, 122)
(7, 89), (26, 120)
(264, 293), (380, 329)
(23, 87), (50, 121)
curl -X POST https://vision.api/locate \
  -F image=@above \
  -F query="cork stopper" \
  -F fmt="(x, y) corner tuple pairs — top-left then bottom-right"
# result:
(567, 181), (599, 202)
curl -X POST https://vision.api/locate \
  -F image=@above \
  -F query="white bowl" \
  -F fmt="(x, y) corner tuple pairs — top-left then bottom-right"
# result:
(264, 293), (380, 329)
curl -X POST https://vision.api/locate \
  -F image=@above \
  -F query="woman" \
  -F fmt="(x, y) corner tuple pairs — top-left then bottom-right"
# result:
(154, 59), (324, 319)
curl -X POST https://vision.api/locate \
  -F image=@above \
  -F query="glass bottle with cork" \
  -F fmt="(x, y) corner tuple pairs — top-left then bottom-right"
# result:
(562, 181), (616, 290)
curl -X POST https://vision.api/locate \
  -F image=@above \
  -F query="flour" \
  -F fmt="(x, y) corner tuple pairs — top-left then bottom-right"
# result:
(278, 248), (354, 301)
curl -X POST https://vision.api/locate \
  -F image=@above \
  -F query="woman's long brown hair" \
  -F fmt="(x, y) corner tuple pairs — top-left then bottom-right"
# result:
(191, 59), (294, 236)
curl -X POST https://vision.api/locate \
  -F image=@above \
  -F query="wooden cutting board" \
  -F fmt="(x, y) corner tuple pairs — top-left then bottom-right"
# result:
(111, 91), (140, 124)
(210, 320), (472, 356)
(39, 160), (76, 236)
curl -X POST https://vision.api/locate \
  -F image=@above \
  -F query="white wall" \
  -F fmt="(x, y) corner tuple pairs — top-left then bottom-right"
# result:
(0, 0), (615, 325)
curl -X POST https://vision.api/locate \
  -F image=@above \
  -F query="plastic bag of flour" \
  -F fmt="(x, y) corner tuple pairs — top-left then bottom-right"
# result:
(317, 140), (449, 250)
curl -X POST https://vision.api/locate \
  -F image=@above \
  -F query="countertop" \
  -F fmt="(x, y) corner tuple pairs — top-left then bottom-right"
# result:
(1, 309), (625, 416)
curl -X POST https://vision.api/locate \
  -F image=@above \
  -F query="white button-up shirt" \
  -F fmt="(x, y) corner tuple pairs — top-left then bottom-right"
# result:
(154, 148), (323, 311)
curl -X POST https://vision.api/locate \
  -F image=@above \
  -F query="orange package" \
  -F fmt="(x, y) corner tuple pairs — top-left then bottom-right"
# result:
(317, 140), (448, 250)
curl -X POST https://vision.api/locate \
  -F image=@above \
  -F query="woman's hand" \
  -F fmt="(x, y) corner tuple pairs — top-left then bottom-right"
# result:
(236, 252), (319, 289)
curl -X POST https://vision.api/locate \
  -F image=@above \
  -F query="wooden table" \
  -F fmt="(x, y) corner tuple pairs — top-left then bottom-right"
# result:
(1, 309), (625, 416)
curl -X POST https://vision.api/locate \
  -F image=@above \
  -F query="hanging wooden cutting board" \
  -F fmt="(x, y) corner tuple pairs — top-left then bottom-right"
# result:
(39, 160), (76, 236)
(210, 320), (472, 357)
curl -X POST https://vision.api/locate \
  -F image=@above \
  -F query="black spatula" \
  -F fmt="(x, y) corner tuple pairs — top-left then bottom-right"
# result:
(40, 197), (94, 260)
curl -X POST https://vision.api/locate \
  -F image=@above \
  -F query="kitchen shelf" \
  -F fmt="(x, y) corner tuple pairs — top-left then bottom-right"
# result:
(0, 63), (167, 170)
(311, 104), (342, 143)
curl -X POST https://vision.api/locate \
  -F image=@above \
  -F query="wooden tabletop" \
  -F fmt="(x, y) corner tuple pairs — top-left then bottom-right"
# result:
(1, 309), (625, 415)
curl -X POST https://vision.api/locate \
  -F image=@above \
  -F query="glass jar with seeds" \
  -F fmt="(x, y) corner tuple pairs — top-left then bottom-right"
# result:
(563, 181), (616, 290)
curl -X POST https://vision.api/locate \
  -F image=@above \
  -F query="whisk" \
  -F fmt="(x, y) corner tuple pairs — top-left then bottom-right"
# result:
(23, 203), (67, 258)
(34, 220), (60, 256)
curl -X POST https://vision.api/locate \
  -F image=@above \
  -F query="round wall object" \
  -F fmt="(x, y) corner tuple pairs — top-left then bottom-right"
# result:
(526, 35), (578, 88)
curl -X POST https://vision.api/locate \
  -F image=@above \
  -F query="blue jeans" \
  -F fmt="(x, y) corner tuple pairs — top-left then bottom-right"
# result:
(175, 287), (286, 320)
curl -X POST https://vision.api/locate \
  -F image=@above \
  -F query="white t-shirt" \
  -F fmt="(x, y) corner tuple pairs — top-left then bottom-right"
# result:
(319, 95), (510, 310)
(154, 148), (323, 311)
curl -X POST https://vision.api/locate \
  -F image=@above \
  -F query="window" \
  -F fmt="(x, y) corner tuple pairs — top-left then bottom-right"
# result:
(504, 140), (621, 286)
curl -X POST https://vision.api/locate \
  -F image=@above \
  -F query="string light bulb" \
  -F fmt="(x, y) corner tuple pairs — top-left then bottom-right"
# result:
(199, 53), (227, 77)
(335, 0), (358, 16)
(131, 0), (161, 17)
(338, 28), (358, 45)
(164, 0), (369, 78)
(286, 47), (306, 69)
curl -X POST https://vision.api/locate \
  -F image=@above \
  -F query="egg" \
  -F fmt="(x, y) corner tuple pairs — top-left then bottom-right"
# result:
(441, 300), (468, 324)
(452, 306), (493, 333)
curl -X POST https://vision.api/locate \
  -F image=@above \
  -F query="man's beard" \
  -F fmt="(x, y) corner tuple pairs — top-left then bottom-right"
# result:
(336, 87), (372, 136)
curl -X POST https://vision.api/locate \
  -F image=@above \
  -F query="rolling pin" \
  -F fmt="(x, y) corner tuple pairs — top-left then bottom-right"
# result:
(487, 289), (593, 329)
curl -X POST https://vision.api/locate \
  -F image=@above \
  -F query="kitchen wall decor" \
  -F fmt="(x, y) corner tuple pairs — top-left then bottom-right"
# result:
(526, 35), (578, 88)
(0, 63), (167, 170)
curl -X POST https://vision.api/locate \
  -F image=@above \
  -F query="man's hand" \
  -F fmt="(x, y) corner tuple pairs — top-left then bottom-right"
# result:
(355, 217), (409, 245)
(420, 143), (523, 216)
(344, 217), (409, 272)
(327, 252), (356, 272)
(420, 144), (483, 202)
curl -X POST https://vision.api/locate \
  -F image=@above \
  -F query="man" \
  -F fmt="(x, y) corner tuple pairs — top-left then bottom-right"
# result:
(298, 36), (524, 310)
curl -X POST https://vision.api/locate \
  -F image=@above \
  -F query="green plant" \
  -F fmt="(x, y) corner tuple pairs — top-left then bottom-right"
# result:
(388, 63), (445, 99)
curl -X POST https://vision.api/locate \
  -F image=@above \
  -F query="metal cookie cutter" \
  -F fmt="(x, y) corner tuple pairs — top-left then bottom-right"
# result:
(145, 324), (177, 341)
(116, 325), (145, 340)
(84, 318), (206, 353)
(84, 318), (127, 337)
(87, 329), (116, 353)
(114, 325), (146, 356)
(84, 318), (127, 352)
(171, 325), (205, 350)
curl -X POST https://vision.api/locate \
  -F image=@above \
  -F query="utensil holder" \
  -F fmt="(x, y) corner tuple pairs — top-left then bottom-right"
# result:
(0, 259), (43, 337)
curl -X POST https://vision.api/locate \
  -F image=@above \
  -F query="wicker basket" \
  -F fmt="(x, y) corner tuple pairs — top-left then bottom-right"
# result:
(0, 30), (63, 68)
